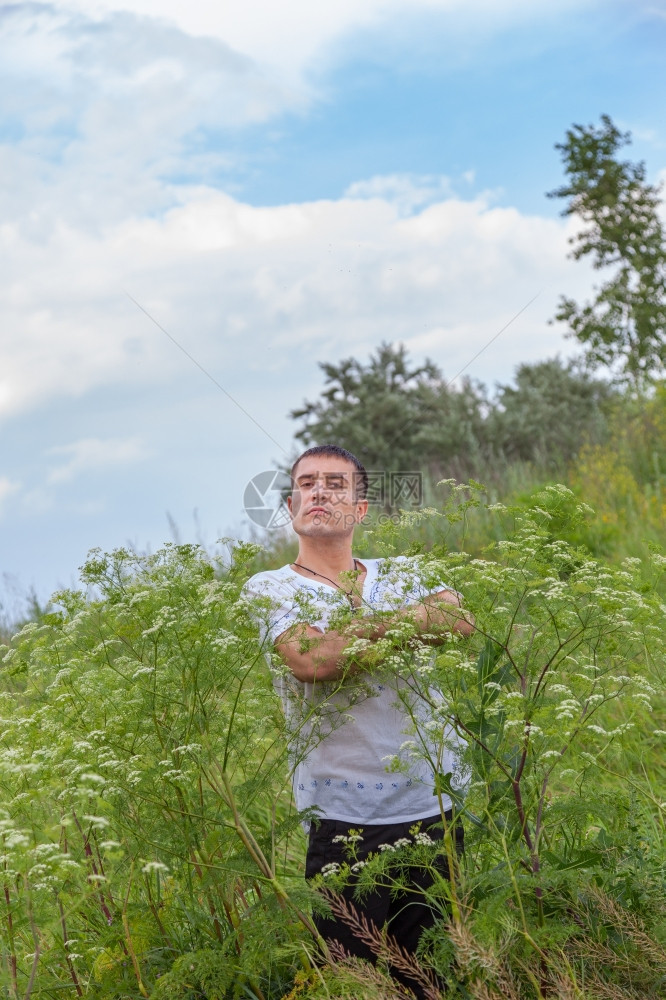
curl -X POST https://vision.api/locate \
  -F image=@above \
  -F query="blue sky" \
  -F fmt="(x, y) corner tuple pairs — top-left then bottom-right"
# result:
(235, 3), (666, 212)
(1, 0), (665, 622)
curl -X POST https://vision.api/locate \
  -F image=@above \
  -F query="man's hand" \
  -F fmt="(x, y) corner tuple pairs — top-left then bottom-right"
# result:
(416, 589), (475, 641)
(275, 589), (474, 684)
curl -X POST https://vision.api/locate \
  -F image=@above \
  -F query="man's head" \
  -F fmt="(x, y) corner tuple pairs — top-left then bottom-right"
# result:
(288, 445), (368, 539)
(290, 445), (368, 499)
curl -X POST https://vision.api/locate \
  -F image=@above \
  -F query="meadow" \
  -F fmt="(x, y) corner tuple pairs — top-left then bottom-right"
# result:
(2, 391), (666, 999)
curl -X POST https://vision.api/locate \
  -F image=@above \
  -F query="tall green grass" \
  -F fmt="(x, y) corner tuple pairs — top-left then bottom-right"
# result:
(1, 390), (666, 997)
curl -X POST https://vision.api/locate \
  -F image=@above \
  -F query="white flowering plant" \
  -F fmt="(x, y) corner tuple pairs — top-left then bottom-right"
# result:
(0, 541), (316, 999)
(1, 485), (665, 999)
(340, 483), (666, 997)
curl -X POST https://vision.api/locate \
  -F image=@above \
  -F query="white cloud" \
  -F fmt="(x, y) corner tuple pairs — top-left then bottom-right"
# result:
(345, 174), (457, 216)
(0, 477), (20, 516)
(0, 2), (609, 244)
(0, 3), (607, 448)
(55, 0), (599, 78)
(0, 5), (303, 230)
(644, 5), (666, 21)
(0, 182), (594, 429)
(630, 126), (659, 144)
(46, 437), (149, 483)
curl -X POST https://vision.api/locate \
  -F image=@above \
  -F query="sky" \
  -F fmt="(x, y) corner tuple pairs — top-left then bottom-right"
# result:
(1, 0), (665, 619)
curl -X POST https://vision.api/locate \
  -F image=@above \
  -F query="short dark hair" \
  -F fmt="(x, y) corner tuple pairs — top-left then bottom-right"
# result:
(290, 444), (368, 499)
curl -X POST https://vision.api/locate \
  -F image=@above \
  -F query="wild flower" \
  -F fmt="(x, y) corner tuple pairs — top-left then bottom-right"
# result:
(0, 498), (664, 998)
(82, 815), (110, 828)
(132, 665), (155, 679)
(332, 831), (363, 845)
(141, 861), (169, 873)
(413, 832), (434, 846)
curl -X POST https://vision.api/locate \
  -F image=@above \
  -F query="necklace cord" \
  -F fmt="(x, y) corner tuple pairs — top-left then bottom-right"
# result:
(291, 559), (361, 608)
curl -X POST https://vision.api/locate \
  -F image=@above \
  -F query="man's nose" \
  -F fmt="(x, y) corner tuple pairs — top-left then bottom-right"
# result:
(311, 477), (329, 499)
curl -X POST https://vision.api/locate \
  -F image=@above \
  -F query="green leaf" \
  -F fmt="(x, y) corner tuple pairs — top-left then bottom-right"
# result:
(433, 771), (484, 828)
(476, 638), (513, 707)
(542, 848), (606, 871)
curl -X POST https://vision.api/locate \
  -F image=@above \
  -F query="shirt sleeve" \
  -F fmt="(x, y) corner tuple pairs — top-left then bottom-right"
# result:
(242, 574), (304, 645)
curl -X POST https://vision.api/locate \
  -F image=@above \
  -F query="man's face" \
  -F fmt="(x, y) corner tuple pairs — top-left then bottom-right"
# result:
(287, 455), (368, 539)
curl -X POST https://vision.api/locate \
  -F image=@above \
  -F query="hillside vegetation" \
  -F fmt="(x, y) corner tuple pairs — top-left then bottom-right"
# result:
(2, 471), (666, 999)
(1, 115), (666, 998)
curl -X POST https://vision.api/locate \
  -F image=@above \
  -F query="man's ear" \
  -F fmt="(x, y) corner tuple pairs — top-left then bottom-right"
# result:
(356, 499), (369, 522)
(287, 494), (293, 513)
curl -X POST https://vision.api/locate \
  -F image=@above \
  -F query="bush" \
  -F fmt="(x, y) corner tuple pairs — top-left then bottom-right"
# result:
(0, 542), (311, 998)
(1, 491), (665, 998)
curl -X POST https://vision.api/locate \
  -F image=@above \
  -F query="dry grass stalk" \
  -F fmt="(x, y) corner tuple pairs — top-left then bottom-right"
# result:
(561, 885), (666, 998)
(568, 939), (637, 976)
(583, 887), (666, 970)
(582, 981), (644, 1000)
(327, 941), (417, 999)
(319, 888), (442, 1000)
(446, 918), (520, 1000)
(465, 980), (512, 1000)
(548, 972), (585, 1000)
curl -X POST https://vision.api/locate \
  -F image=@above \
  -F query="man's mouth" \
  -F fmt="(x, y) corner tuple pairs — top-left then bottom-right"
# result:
(307, 507), (330, 516)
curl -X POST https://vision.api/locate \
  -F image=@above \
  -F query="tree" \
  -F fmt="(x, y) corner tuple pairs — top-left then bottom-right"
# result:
(550, 114), (666, 387)
(289, 345), (616, 488)
(290, 342), (488, 482)
(490, 357), (613, 467)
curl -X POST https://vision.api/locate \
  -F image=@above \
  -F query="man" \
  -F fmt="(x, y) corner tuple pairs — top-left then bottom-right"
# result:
(244, 444), (473, 993)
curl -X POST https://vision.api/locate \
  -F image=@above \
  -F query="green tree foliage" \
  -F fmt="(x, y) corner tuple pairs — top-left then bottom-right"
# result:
(550, 114), (666, 386)
(290, 342), (488, 479)
(490, 357), (613, 467)
(290, 344), (611, 482)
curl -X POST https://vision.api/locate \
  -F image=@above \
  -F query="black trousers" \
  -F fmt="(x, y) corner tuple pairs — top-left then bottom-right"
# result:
(306, 812), (463, 997)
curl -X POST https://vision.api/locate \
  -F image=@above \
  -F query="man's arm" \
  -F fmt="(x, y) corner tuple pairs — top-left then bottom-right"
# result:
(413, 588), (475, 638)
(275, 589), (474, 684)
